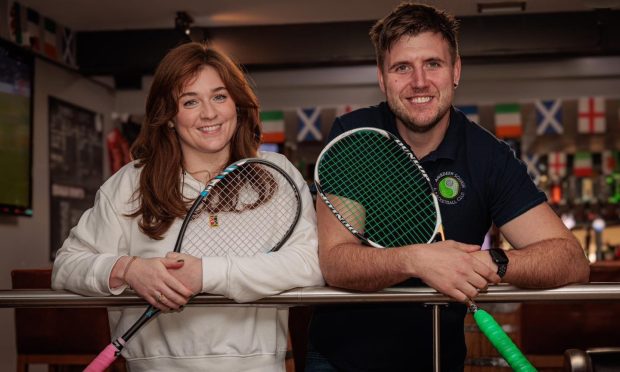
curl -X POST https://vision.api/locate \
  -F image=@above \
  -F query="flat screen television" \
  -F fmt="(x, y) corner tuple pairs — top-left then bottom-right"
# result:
(0, 38), (34, 216)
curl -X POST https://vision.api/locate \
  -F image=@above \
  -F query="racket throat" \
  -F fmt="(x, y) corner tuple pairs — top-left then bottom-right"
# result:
(112, 337), (127, 355)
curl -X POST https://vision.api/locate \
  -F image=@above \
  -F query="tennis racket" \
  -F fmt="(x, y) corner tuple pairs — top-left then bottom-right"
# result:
(85, 158), (302, 372)
(314, 127), (535, 372)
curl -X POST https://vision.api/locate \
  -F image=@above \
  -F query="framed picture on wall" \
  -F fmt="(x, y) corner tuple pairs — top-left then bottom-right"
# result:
(48, 97), (103, 260)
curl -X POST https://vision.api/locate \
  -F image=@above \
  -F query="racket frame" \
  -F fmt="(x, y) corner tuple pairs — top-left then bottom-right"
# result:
(314, 127), (444, 248)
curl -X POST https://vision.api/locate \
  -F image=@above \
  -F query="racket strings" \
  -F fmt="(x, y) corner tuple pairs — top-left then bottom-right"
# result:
(182, 163), (300, 257)
(318, 131), (438, 247)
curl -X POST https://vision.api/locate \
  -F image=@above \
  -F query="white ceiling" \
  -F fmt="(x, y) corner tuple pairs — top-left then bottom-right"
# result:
(17, 0), (620, 31)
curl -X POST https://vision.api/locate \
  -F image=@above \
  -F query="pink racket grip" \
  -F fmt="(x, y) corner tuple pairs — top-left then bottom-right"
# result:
(84, 343), (121, 372)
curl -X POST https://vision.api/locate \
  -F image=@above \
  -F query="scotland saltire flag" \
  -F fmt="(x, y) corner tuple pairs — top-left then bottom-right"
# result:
(522, 153), (546, 185)
(457, 105), (479, 124)
(297, 107), (322, 142)
(535, 99), (563, 135)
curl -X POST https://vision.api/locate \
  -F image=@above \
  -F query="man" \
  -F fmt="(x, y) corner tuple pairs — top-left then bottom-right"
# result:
(306, 3), (590, 371)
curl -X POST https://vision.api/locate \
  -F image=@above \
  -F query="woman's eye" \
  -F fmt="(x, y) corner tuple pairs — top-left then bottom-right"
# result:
(182, 99), (198, 107)
(213, 94), (227, 103)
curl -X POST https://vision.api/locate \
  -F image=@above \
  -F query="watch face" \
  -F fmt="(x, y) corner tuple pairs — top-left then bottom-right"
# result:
(490, 248), (508, 278)
(490, 248), (508, 264)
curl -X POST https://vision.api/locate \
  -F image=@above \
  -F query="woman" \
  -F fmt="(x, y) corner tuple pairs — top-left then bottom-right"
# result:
(52, 42), (323, 371)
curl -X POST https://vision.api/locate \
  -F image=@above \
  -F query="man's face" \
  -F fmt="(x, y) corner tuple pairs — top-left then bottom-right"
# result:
(378, 31), (461, 133)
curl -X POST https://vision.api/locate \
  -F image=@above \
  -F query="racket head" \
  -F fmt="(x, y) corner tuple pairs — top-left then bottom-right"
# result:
(315, 127), (442, 248)
(175, 158), (302, 257)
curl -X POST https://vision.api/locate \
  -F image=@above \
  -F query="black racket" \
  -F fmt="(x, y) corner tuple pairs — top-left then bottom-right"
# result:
(86, 158), (302, 371)
(314, 127), (535, 371)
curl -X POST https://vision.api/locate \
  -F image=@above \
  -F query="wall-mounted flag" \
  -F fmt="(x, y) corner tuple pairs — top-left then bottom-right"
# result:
(260, 111), (285, 143)
(61, 26), (76, 67)
(457, 105), (480, 124)
(535, 99), (563, 135)
(602, 150), (620, 175)
(8, 2), (23, 45)
(573, 152), (593, 177)
(43, 17), (58, 60)
(522, 153), (545, 185)
(25, 7), (41, 52)
(494, 103), (522, 138)
(297, 107), (322, 142)
(548, 152), (567, 179)
(336, 104), (362, 118)
(578, 97), (605, 134)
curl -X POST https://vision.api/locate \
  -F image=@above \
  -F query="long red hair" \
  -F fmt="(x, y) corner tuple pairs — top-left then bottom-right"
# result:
(129, 42), (261, 239)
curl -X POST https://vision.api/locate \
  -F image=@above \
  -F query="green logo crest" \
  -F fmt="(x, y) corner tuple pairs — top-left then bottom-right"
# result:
(438, 176), (461, 200)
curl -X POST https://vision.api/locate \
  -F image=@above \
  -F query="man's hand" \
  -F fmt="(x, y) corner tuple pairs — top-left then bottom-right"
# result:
(411, 240), (500, 302)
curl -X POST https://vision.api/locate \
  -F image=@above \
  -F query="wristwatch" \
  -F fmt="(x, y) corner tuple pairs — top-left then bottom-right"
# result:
(489, 248), (509, 278)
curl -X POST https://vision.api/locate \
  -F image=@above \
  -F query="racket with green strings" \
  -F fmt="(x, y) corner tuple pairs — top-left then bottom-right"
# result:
(314, 127), (536, 372)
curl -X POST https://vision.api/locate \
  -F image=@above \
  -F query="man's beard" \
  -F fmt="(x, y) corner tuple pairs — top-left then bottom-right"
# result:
(387, 97), (448, 134)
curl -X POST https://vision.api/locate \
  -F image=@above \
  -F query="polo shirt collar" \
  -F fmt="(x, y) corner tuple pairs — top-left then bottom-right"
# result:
(421, 106), (460, 162)
(384, 103), (461, 162)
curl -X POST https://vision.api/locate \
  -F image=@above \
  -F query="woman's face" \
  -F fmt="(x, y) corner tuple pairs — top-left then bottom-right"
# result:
(173, 65), (237, 168)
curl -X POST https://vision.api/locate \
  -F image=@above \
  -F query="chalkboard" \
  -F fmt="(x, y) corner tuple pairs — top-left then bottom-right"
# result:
(49, 97), (102, 260)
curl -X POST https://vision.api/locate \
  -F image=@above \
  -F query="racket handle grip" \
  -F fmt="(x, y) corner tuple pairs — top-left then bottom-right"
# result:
(474, 309), (537, 372)
(84, 343), (121, 372)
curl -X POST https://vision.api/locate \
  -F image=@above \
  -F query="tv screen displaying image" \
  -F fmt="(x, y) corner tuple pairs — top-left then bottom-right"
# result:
(0, 39), (34, 216)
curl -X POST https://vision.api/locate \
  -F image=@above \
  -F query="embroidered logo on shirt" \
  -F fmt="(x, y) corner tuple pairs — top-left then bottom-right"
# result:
(209, 214), (219, 228)
(435, 172), (466, 205)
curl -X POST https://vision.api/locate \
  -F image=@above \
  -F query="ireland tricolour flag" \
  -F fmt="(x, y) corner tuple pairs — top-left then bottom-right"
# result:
(260, 111), (285, 143)
(494, 103), (522, 138)
(573, 152), (593, 177)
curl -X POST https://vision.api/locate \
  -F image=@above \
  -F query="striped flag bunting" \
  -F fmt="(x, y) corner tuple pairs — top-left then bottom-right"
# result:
(297, 107), (322, 142)
(573, 152), (593, 177)
(548, 152), (567, 179)
(578, 97), (605, 134)
(522, 153), (545, 185)
(61, 26), (77, 67)
(8, 2), (23, 45)
(43, 17), (58, 60)
(580, 178), (596, 203)
(457, 105), (480, 124)
(260, 111), (285, 143)
(608, 174), (620, 204)
(535, 99), (563, 135)
(494, 103), (522, 138)
(335, 104), (362, 118)
(25, 7), (41, 52)
(602, 151), (620, 175)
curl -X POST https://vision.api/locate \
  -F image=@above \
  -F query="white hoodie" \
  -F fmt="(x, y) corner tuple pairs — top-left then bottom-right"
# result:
(52, 152), (324, 371)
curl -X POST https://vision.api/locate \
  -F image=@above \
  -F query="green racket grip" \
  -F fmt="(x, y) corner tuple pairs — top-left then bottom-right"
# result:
(474, 309), (537, 372)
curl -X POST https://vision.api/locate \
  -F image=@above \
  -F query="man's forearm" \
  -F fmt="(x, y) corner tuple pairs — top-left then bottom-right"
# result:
(503, 238), (590, 288)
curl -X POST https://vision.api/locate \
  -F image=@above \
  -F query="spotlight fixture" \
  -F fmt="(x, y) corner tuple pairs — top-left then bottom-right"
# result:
(175, 11), (194, 36)
(477, 1), (526, 14)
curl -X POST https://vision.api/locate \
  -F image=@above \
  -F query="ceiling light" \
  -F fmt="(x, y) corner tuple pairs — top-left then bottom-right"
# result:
(175, 11), (194, 37)
(477, 1), (526, 14)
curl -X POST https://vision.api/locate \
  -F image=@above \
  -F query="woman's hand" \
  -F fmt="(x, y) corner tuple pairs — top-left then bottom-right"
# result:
(164, 252), (203, 295)
(112, 256), (195, 312)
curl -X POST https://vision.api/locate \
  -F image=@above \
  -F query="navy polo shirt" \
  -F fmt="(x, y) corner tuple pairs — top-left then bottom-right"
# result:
(308, 102), (546, 372)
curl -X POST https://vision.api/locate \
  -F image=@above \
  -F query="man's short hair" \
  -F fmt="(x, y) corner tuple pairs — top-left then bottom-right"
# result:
(369, 2), (460, 69)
